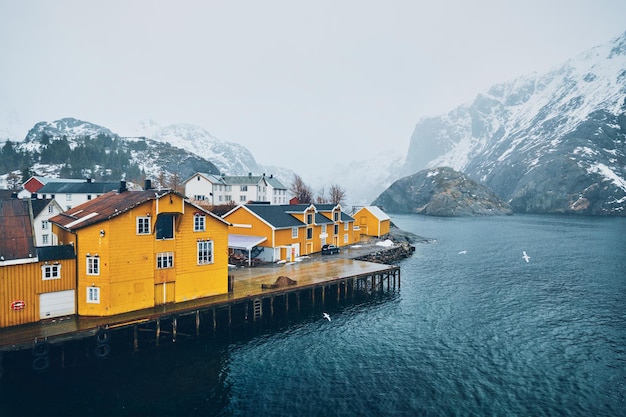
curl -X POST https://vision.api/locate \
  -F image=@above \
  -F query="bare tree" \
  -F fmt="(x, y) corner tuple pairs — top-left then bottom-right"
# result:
(168, 172), (184, 194)
(328, 184), (347, 205)
(289, 174), (313, 204)
(315, 187), (328, 204)
(6, 172), (20, 190)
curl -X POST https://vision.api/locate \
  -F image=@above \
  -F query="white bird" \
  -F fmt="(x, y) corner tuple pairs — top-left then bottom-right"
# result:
(458, 250), (467, 255)
(522, 251), (530, 263)
(323, 312), (331, 322)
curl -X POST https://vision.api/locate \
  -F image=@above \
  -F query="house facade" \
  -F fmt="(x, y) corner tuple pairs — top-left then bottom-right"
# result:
(31, 199), (65, 246)
(50, 182), (230, 317)
(184, 172), (288, 205)
(223, 203), (358, 262)
(352, 206), (391, 238)
(0, 198), (76, 328)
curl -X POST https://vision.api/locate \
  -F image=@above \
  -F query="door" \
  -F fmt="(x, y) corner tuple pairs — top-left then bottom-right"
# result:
(154, 282), (175, 305)
(40, 290), (75, 319)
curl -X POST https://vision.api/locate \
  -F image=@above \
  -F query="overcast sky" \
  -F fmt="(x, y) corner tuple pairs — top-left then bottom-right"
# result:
(1, 0), (624, 178)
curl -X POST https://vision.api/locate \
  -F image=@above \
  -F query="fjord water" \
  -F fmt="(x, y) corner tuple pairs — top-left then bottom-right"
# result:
(1, 214), (624, 416)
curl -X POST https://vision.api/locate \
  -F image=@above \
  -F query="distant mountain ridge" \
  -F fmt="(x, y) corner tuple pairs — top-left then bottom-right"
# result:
(401, 31), (626, 215)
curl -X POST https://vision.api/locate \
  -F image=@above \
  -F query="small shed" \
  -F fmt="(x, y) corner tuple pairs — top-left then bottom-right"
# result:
(353, 206), (391, 238)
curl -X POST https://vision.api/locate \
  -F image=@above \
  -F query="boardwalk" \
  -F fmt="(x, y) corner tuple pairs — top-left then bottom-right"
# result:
(0, 258), (398, 352)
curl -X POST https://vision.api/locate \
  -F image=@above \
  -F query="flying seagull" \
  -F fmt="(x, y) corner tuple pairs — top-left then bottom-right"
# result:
(522, 251), (530, 263)
(323, 312), (331, 322)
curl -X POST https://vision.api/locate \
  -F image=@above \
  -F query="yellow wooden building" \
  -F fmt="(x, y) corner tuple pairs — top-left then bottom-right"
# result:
(223, 203), (358, 263)
(0, 198), (76, 328)
(50, 183), (230, 317)
(352, 206), (391, 238)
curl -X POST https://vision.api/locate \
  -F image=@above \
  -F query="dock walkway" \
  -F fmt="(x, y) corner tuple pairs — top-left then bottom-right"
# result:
(0, 253), (399, 352)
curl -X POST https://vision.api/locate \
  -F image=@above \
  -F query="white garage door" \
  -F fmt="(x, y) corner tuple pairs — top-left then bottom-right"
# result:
(40, 290), (76, 319)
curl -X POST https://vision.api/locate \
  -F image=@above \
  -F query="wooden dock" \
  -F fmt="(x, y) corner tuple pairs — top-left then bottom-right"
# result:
(0, 259), (400, 359)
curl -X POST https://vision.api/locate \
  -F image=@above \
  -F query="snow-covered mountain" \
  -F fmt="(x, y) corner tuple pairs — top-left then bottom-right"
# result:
(134, 122), (261, 176)
(401, 31), (626, 215)
(16, 118), (220, 183)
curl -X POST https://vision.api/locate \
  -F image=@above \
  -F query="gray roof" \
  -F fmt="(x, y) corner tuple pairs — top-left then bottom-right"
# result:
(243, 204), (305, 229)
(37, 181), (121, 194)
(265, 176), (287, 189)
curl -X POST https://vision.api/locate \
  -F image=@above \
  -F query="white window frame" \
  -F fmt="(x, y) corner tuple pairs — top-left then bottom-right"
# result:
(197, 240), (214, 265)
(194, 215), (206, 232)
(292, 227), (298, 238)
(42, 234), (49, 245)
(344, 234), (349, 243)
(86, 256), (100, 275)
(42, 264), (61, 280)
(87, 287), (100, 303)
(157, 252), (174, 269)
(41, 220), (49, 230)
(137, 216), (151, 235)
(344, 222), (349, 231)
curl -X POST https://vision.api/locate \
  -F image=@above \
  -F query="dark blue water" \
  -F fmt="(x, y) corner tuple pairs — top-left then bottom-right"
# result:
(1, 214), (625, 417)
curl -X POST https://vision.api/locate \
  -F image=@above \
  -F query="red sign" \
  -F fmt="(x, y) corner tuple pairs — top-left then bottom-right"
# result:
(11, 300), (26, 311)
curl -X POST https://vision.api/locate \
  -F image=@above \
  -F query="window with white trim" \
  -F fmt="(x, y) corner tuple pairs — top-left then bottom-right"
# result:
(41, 220), (49, 230)
(42, 264), (61, 280)
(292, 227), (298, 238)
(157, 252), (174, 269)
(42, 234), (49, 245)
(344, 222), (349, 231)
(87, 287), (100, 303)
(307, 228), (313, 239)
(197, 240), (213, 265)
(333, 212), (339, 221)
(86, 256), (100, 275)
(137, 216), (151, 235)
(194, 215), (206, 232)
(321, 225), (327, 233)
(156, 214), (174, 239)
(344, 234), (349, 243)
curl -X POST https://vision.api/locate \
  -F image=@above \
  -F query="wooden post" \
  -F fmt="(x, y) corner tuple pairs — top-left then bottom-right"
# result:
(270, 295), (274, 317)
(134, 324), (139, 352)
(172, 316), (177, 342)
(296, 292), (301, 311)
(312, 287), (315, 306)
(156, 319), (161, 346)
(228, 305), (232, 326)
(212, 308), (217, 330)
(285, 293), (289, 313)
(195, 310), (200, 336)
(321, 286), (325, 304)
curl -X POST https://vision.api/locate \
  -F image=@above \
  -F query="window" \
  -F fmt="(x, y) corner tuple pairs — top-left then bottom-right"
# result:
(48, 205), (54, 214)
(87, 287), (100, 304)
(292, 227), (298, 238)
(334, 224), (339, 235)
(137, 216), (151, 235)
(156, 214), (174, 239)
(41, 220), (49, 230)
(87, 195), (92, 200)
(42, 234), (49, 245)
(225, 195), (232, 202)
(157, 252), (174, 269)
(333, 212), (339, 221)
(307, 213), (313, 224)
(344, 222), (349, 231)
(42, 264), (61, 280)
(87, 256), (100, 275)
(240, 185), (248, 191)
(344, 234), (349, 243)
(240, 195), (247, 202)
(194, 215), (206, 232)
(197, 241), (213, 264)
(307, 228), (313, 239)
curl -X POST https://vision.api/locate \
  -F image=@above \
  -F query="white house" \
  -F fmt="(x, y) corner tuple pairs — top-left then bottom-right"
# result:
(34, 178), (124, 210)
(184, 172), (288, 205)
(31, 198), (65, 246)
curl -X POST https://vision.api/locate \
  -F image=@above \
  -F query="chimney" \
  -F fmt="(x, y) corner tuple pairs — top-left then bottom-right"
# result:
(144, 179), (152, 190)
(119, 180), (127, 193)
(86, 178), (93, 183)
(248, 172), (252, 177)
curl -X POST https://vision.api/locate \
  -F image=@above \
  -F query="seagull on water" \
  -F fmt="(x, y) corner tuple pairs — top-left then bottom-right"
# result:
(323, 312), (331, 322)
(522, 251), (530, 263)
(458, 250), (467, 255)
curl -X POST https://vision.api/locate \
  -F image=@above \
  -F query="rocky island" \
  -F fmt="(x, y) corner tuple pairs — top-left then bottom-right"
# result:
(372, 166), (513, 216)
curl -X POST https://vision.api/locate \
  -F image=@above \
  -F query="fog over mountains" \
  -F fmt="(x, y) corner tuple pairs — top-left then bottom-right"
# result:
(1, 32), (624, 215)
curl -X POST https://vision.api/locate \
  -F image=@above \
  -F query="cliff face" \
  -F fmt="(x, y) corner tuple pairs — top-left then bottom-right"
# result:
(401, 32), (626, 216)
(372, 167), (513, 217)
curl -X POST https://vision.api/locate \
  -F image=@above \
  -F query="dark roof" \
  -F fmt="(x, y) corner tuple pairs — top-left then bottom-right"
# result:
(50, 189), (173, 231)
(0, 190), (19, 200)
(243, 205), (305, 229)
(315, 213), (334, 224)
(0, 199), (36, 261)
(37, 244), (76, 261)
(37, 181), (121, 194)
(340, 212), (355, 222)
(50, 189), (228, 231)
(30, 199), (55, 217)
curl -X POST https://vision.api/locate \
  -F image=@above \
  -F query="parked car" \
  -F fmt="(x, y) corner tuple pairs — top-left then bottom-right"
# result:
(321, 244), (340, 255)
